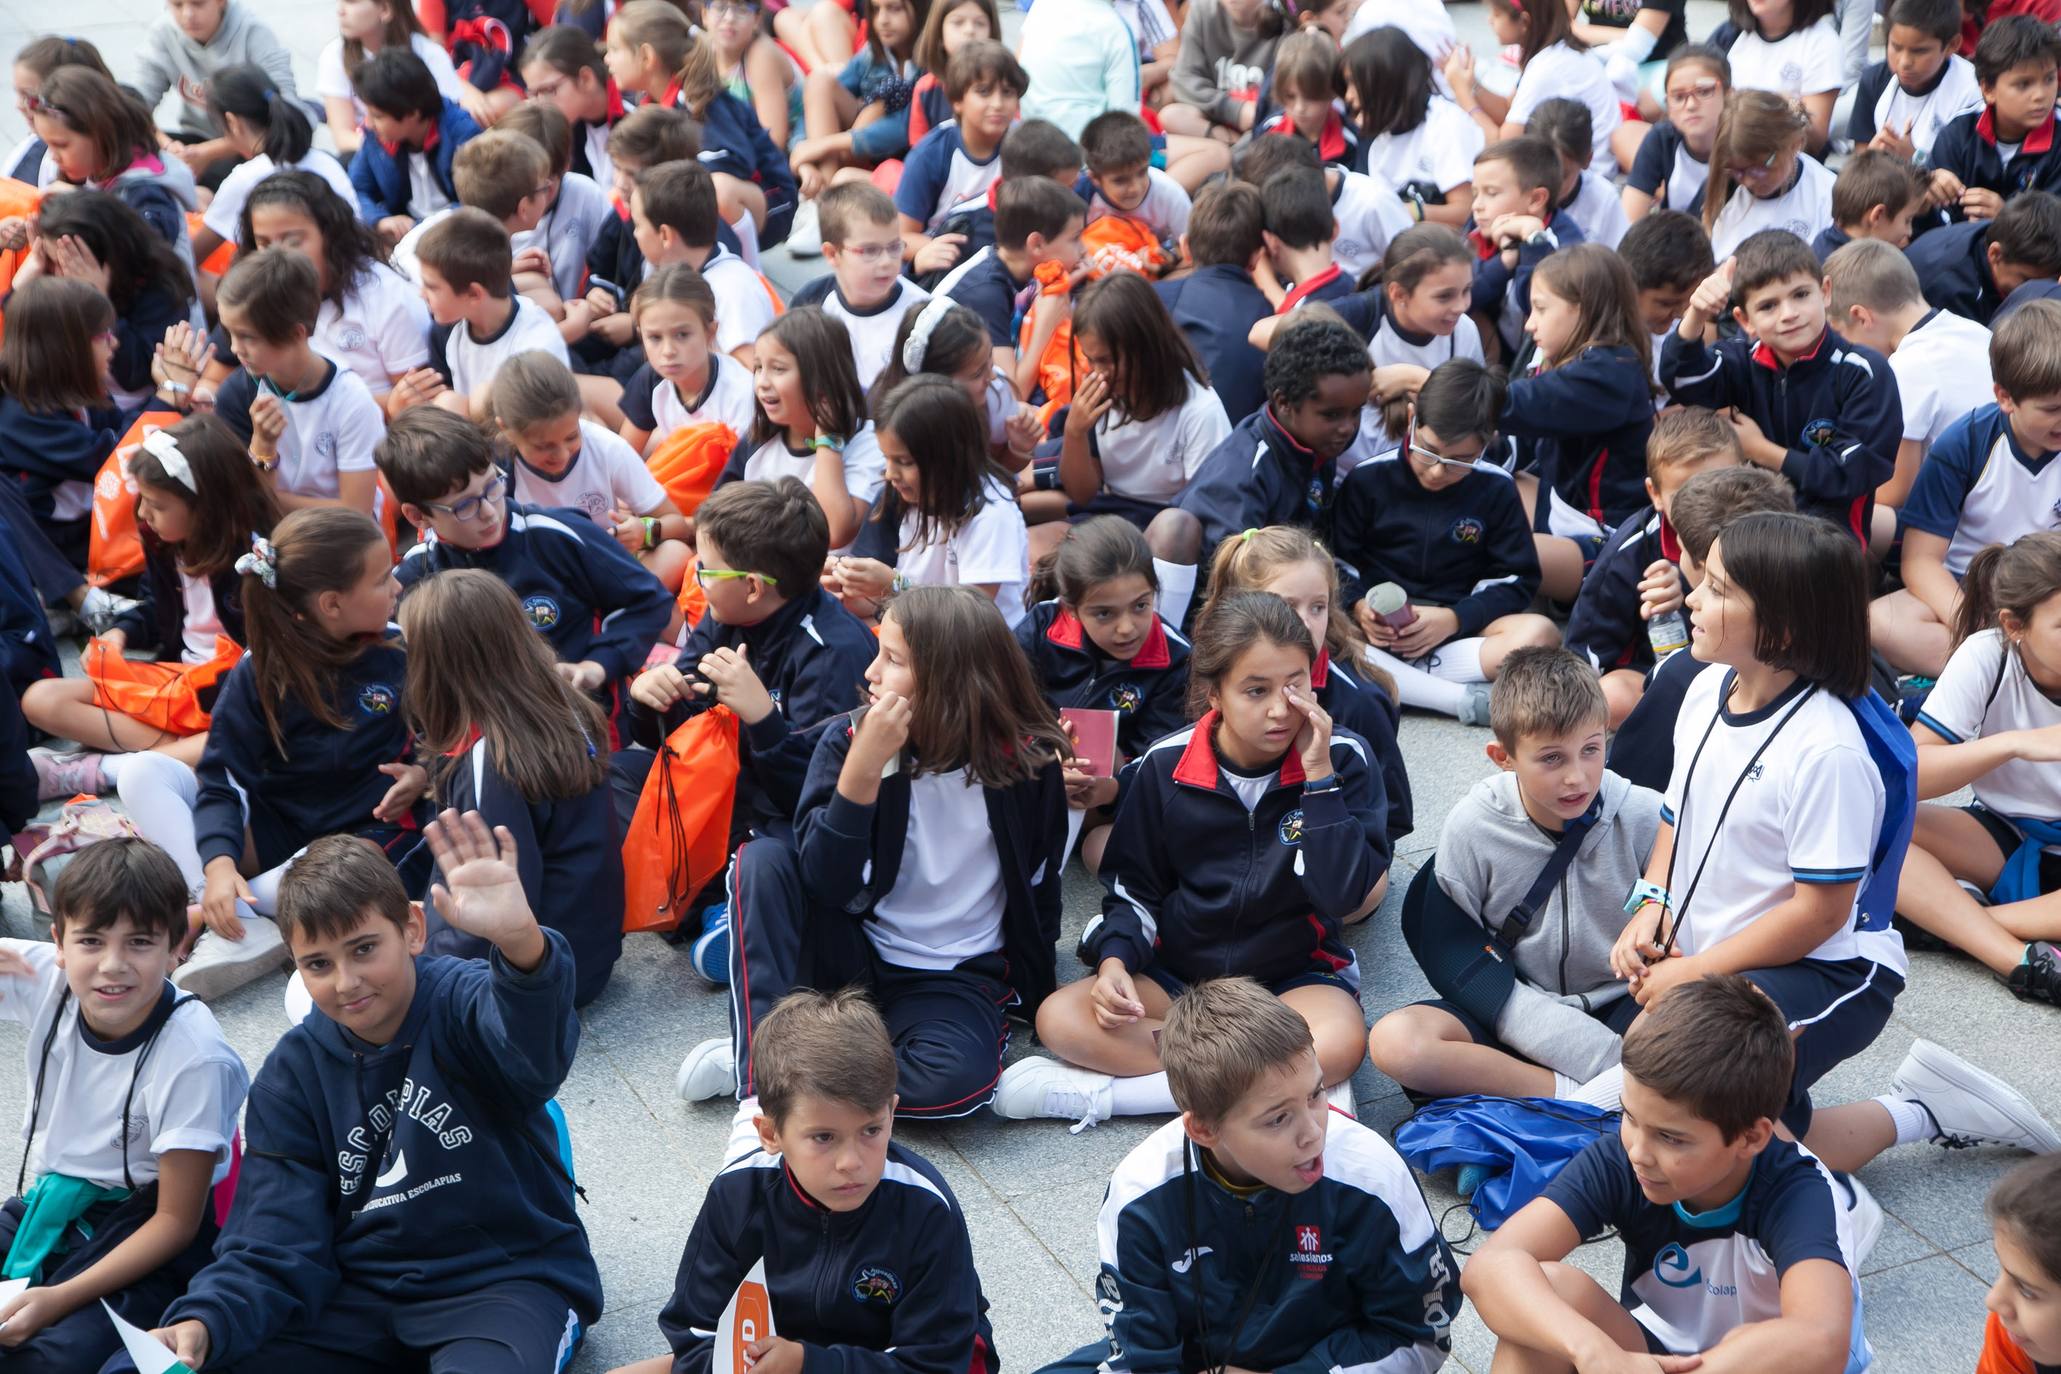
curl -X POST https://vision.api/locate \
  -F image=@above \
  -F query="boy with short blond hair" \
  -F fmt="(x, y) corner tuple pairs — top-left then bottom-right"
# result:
(1368, 647), (1660, 1102)
(1566, 407), (1745, 725)
(638, 989), (998, 1374)
(1043, 977), (1459, 1374)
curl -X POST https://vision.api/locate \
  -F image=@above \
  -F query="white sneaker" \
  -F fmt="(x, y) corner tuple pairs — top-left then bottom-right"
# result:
(990, 1057), (1115, 1132)
(1457, 684), (1493, 727)
(785, 200), (823, 257)
(172, 919), (288, 999)
(1326, 1081), (1357, 1118)
(1892, 1038), (2061, 1154)
(677, 1036), (738, 1102)
(1838, 1172), (1883, 1266)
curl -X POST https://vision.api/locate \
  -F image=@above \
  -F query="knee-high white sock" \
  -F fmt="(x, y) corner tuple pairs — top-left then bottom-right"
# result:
(1363, 645), (1470, 716)
(116, 752), (257, 925)
(1108, 1071), (1178, 1116)
(1873, 1094), (1935, 1146)
(1568, 1065), (1625, 1111)
(1154, 559), (1197, 629)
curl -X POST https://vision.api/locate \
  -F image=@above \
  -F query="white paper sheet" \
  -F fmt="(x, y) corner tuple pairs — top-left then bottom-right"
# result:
(713, 1257), (777, 1374)
(102, 1299), (195, 1374)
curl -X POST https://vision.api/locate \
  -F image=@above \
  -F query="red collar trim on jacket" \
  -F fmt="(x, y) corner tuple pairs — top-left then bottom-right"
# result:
(662, 74), (685, 109)
(1467, 226), (1498, 260)
(782, 1160), (826, 1211)
(1978, 104), (2057, 155)
(1659, 513), (1681, 564)
(1045, 607), (1173, 669)
(1266, 108), (1347, 162)
(379, 123), (441, 160)
(605, 78), (626, 122)
(1311, 647), (1331, 689)
(1170, 710), (1309, 790)
(1262, 406), (1319, 458)
(442, 724), (484, 758)
(1749, 326), (1829, 370)
(1278, 264), (1344, 315)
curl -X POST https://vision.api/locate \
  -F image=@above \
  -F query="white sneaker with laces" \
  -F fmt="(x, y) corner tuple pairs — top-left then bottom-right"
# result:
(1839, 1172), (1883, 1267)
(991, 1057), (1115, 1132)
(785, 200), (824, 257)
(172, 918), (288, 999)
(677, 1036), (738, 1102)
(1891, 1039), (2061, 1154)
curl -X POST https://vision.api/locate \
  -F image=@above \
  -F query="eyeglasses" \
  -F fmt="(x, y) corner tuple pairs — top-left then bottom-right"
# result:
(695, 566), (777, 588)
(527, 74), (569, 100)
(1734, 146), (1784, 181)
(834, 241), (901, 262)
(706, 0), (760, 17)
(93, 329), (116, 346)
(1407, 426), (1480, 471)
(419, 474), (506, 522)
(1665, 79), (1723, 107)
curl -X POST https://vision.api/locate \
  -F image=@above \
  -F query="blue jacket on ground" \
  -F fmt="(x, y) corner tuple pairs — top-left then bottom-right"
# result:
(1013, 599), (1192, 762)
(630, 587), (878, 835)
(1091, 1114), (1459, 1374)
(1155, 264), (1272, 424)
(193, 634), (420, 870)
(396, 503), (674, 686)
(349, 100), (483, 221)
(1330, 454), (1540, 637)
(432, 735), (624, 1008)
(1905, 219), (2009, 326)
(658, 1142), (997, 1374)
(162, 935), (601, 1370)
(1503, 345), (1655, 532)
(796, 717), (1070, 1013)
(1657, 325), (1898, 541)
(1565, 506), (1677, 675)
(1177, 407), (1343, 556)
(1085, 716), (1388, 984)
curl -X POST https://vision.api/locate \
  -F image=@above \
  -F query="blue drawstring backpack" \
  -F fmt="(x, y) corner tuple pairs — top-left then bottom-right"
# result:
(1394, 1096), (1618, 1230)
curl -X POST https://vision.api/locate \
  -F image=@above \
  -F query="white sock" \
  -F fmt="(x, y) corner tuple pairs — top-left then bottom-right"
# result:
(114, 752), (210, 895)
(97, 752), (127, 788)
(1874, 1094), (1936, 1146)
(726, 1093), (763, 1163)
(1568, 1065), (1625, 1111)
(1553, 1071), (1583, 1099)
(1363, 644), (1470, 715)
(1108, 1071), (1177, 1116)
(1154, 559), (1197, 628)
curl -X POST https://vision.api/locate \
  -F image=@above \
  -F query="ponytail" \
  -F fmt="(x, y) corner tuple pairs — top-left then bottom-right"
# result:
(209, 64), (314, 165)
(1953, 532), (2061, 651)
(239, 508), (389, 753)
(612, 0), (724, 113)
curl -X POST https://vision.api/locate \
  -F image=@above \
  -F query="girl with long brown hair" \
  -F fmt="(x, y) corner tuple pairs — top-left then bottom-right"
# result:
(674, 584), (1072, 1121)
(1702, 89), (1832, 257)
(399, 568), (621, 1005)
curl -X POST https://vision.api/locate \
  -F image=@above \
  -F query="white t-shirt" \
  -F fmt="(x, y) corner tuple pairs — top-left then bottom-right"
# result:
(740, 424), (888, 544)
(646, 352), (759, 440)
(445, 295), (571, 398)
(1872, 53), (1984, 158)
(817, 277), (930, 390)
(316, 33), (467, 121)
(1344, 2), (1456, 72)
(896, 473), (1029, 626)
(868, 767), (1007, 968)
(513, 418), (668, 521)
(1360, 308), (1485, 450)
(1726, 16), (1845, 102)
(263, 357), (385, 502)
(1708, 153), (1835, 259)
(1563, 170), (1628, 251)
(406, 148), (453, 219)
(1508, 42), (1620, 170)
(702, 246), (779, 356)
(512, 172), (611, 304)
(317, 262), (433, 398)
(1095, 376), (1232, 503)
(389, 207), (449, 284)
(203, 150), (355, 244)
(177, 567), (222, 665)
(1891, 308), (1994, 452)
(1330, 169), (1414, 282)
(1086, 166), (1191, 242)
(1360, 95), (1483, 198)
(1662, 667), (1884, 966)
(0, 942), (246, 1191)
(1919, 629), (2061, 829)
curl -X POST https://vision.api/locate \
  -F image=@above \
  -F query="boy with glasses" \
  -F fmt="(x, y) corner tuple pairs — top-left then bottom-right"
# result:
(788, 183), (931, 389)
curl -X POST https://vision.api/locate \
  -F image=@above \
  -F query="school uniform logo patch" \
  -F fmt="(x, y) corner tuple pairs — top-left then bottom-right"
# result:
(314, 431), (339, 464)
(522, 594), (563, 630)
(340, 325), (370, 352)
(1108, 683), (1142, 713)
(1450, 517), (1484, 545)
(851, 1265), (902, 1305)
(1277, 808), (1305, 845)
(1306, 478), (1325, 514)
(1289, 1222), (1332, 1276)
(1654, 1242), (1704, 1288)
(358, 684), (398, 716)
(1802, 419), (1838, 449)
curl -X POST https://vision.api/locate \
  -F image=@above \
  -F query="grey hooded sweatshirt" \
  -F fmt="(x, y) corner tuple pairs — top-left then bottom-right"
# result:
(133, 0), (298, 139)
(1435, 768), (1662, 1079)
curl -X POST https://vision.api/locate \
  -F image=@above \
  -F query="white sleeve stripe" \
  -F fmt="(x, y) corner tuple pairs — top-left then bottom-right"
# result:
(1328, 1343), (1446, 1374)
(1673, 356), (1723, 386)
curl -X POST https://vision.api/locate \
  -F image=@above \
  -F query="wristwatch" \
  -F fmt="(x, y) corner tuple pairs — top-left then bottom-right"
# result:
(1623, 878), (1670, 916)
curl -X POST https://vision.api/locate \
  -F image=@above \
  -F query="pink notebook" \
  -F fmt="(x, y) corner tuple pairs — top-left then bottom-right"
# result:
(1061, 707), (1120, 778)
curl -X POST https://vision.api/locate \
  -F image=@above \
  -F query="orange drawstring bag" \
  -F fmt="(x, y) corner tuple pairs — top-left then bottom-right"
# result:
(82, 634), (243, 737)
(621, 705), (740, 934)
(646, 421), (738, 518)
(88, 412), (183, 589)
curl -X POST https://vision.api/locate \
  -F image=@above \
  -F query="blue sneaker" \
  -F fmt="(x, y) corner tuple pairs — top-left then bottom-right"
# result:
(1456, 1164), (1489, 1200)
(691, 903), (731, 985)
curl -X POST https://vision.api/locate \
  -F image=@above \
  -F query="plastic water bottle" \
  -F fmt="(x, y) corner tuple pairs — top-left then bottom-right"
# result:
(1367, 581), (1417, 630)
(1648, 609), (1690, 661)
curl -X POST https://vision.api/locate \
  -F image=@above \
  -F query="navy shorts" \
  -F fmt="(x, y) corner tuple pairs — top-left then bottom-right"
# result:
(1141, 951), (1360, 1002)
(1742, 956), (1903, 1136)
(1963, 802), (2061, 895)
(1416, 993), (1642, 1054)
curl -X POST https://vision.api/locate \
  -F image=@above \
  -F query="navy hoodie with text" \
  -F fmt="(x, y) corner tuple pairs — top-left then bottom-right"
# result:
(658, 1143), (997, 1374)
(1329, 455), (1540, 636)
(162, 935), (602, 1369)
(1658, 325), (1898, 541)
(1085, 717), (1388, 985)
(630, 587), (878, 836)
(397, 503), (673, 686)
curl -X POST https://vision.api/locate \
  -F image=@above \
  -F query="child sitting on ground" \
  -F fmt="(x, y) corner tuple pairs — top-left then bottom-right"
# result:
(1846, 0), (1982, 164)
(419, 207), (573, 420)
(1465, 136), (1586, 362)
(632, 160), (780, 367)
(1368, 648), (1659, 1101)
(347, 48), (482, 244)
(1981, 1155), (2061, 1374)
(616, 264), (760, 456)
(1035, 977), (1459, 1374)
(619, 989), (999, 1374)
(140, 817), (603, 1372)
(1153, 181), (1272, 425)
(896, 42), (1030, 280)
(1927, 15), (2061, 218)
(787, 183), (931, 390)
(0, 840), (247, 1373)
(1812, 147), (1924, 262)
(1904, 189), (2061, 328)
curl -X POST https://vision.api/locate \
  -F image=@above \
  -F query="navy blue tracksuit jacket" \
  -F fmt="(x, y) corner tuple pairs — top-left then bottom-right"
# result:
(1503, 345), (1655, 532)
(1330, 454), (1541, 637)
